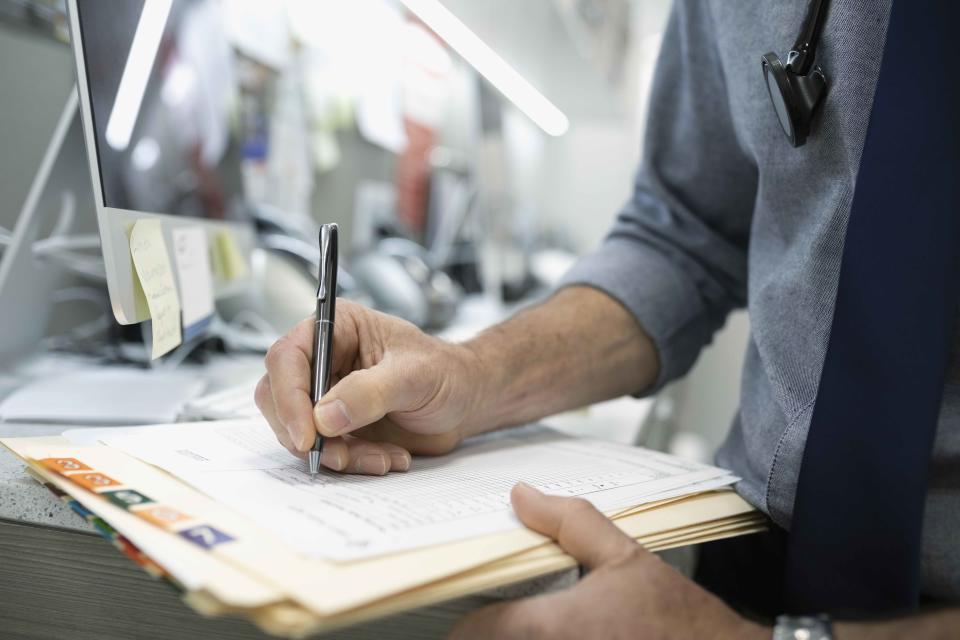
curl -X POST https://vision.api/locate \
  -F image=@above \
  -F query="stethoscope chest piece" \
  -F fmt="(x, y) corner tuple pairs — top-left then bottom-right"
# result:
(761, 0), (831, 147)
(762, 51), (827, 147)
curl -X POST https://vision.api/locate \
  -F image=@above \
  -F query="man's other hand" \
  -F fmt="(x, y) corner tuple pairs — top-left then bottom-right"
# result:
(450, 483), (768, 640)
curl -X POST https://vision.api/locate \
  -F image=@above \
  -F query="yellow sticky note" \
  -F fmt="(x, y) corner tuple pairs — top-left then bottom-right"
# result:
(129, 219), (182, 359)
(213, 230), (249, 281)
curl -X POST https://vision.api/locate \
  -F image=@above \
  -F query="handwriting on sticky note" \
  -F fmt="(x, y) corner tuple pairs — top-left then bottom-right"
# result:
(130, 219), (182, 359)
(172, 226), (215, 334)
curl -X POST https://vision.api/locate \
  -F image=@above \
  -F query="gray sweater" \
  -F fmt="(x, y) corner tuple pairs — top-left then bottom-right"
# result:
(562, 0), (960, 600)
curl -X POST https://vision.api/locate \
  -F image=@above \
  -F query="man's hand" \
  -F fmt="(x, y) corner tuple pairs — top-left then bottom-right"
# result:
(450, 483), (768, 640)
(256, 300), (484, 474)
(257, 287), (660, 475)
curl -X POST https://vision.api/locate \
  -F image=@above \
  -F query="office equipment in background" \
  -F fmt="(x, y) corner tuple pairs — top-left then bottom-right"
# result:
(0, 90), (100, 367)
(351, 237), (462, 329)
(68, 0), (255, 328)
(0, 368), (205, 425)
(179, 378), (260, 420)
(2, 423), (763, 636)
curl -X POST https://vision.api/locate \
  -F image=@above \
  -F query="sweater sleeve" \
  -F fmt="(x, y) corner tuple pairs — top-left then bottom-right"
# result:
(560, 0), (757, 393)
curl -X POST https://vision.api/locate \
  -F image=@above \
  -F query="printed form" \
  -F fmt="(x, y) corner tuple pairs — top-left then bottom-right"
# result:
(70, 420), (738, 561)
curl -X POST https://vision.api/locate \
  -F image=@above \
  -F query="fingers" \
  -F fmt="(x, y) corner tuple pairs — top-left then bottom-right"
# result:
(313, 361), (419, 438)
(337, 438), (411, 474)
(354, 420), (462, 456)
(257, 374), (411, 474)
(263, 338), (316, 451)
(274, 422), (306, 460)
(255, 375), (303, 458)
(310, 438), (410, 475)
(261, 309), (362, 451)
(277, 432), (410, 475)
(510, 483), (641, 570)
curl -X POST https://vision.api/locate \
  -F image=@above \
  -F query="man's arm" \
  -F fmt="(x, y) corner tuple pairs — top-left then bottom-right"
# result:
(256, 286), (658, 473)
(460, 286), (660, 437)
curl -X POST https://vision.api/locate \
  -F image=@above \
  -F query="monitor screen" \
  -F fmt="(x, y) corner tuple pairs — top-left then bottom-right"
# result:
(75, 0), (264, 220)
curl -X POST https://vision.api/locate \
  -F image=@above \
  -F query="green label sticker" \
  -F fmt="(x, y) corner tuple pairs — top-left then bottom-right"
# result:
(102, 489), (154, 510)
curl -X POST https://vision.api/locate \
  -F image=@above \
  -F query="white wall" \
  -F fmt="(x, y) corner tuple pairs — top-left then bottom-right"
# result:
(438, 0), (672, 252)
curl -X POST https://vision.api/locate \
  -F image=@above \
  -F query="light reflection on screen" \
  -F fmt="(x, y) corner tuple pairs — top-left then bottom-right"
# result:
(76, 0), (271, 220)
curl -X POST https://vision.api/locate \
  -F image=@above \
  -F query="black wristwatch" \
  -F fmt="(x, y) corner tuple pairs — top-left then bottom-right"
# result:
(772, 614), (833, 640)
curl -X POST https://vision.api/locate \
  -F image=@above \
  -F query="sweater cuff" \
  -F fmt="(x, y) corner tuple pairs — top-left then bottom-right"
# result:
(558, 237), (711, 395)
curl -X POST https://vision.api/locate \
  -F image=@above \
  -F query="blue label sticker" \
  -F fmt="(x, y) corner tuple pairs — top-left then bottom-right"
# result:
(178, 524), (234, 549)
(102, 489), (154, 510)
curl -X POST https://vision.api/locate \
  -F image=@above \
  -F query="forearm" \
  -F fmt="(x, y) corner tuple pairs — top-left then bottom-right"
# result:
(461, 286), (659, 436)
(834, 608), (960, 640)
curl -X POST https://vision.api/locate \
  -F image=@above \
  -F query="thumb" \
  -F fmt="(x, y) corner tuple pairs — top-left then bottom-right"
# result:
(511, 482), (642, 570)
(313, 362), (415, 437)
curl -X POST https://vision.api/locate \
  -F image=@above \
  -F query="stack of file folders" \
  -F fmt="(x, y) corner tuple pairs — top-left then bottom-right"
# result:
(1, 420), (766, 637)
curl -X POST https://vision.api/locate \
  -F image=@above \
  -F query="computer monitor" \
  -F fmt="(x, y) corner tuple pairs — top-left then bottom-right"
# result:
(66, 0), (255, 325)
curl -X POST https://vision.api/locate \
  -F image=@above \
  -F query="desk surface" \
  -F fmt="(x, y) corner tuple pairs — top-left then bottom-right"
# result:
(0, 352), (268, 533)
(0, 421), (93, 531)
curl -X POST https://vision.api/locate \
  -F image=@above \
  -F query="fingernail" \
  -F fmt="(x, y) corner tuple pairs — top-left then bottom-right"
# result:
(320, 447), (345, 471)
(298, 426), (317, 451)
(286, 424), (306, 449)
(314, 400), (351, 436)
(356, 454), (389, 475)
(390, 452), (411, 472)
(514, 482), (540, 495)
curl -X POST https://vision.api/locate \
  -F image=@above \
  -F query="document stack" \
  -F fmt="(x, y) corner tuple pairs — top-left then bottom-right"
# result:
(1, 421), (765, 637)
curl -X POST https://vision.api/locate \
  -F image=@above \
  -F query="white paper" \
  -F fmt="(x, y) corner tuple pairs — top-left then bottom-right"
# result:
(79, 420), (737, 561)
(171, 226), (215, 335)
(0, 369), (206, 425)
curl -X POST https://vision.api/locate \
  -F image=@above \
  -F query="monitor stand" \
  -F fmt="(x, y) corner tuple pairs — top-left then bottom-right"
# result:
(0, 88), (98, 366)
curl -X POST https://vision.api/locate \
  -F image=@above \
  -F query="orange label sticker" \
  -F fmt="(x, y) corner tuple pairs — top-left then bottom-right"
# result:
(69, 472), (122, 492)
(38, 458), (92, 474)
(135, 506), (191, 529)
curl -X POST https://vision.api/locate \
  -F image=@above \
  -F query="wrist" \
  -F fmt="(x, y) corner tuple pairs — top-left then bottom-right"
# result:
(453, 338), (497, 439)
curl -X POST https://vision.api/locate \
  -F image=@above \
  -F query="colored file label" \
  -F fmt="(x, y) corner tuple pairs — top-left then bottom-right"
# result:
(31, 455), (238, 550)
(70, 472), (122, 492)
(179, 524), (235, 549)
(38, 457), (92, 474)
(103, 489), (154, 510)
(135, 505), (192, 529)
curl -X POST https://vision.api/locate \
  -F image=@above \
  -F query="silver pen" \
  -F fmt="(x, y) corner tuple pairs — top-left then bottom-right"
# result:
(309, 223), (338, 475)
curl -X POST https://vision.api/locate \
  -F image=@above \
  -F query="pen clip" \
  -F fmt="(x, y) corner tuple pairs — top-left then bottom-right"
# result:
(316, 224), (338, 302)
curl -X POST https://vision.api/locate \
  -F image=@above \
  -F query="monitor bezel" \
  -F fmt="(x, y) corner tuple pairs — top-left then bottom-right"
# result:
(66, 0), (255, 325)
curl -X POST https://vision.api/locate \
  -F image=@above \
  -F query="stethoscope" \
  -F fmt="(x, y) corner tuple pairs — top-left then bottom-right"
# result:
(762, 0), (831, 147)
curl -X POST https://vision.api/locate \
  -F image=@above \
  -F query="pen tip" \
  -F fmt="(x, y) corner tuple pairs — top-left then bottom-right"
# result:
(308, 451), (320, 475)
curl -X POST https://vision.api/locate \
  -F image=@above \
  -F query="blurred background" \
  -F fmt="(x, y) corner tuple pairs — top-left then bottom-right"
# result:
(0, 0), (748, 463)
